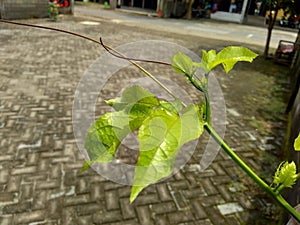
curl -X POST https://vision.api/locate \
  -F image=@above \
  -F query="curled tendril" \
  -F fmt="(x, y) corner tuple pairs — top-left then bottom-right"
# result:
(99, 37), (171, 66)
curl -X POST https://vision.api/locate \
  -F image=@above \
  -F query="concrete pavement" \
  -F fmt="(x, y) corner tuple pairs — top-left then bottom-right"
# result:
(75, 4), (298, 50)
(0, 10), (292, 225)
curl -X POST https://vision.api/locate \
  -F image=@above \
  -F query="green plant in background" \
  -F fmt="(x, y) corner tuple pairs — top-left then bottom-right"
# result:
(48, 2), (59, 21)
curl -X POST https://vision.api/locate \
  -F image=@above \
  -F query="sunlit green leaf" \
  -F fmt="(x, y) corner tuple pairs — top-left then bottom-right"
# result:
(294, 132), (300, 151)
(130, 104), (204, 202)
(202, 49), (217, 65)
(180, 104), (204, 145)
(83, 85), (204, 203)
(273, 161), (297, 189)
(83, 86), (160, 171)
(208, 46), (258, 73)
(106, 85), (159, 111)
(193, 62), (208, 74)
(172, 47), (258, 76)
(171, 52), (193, 75)
(159, 98), (183, 113)
(84, 111), (130, 166)
(193, 50), (217, 74)
(194, 50), (217, 74)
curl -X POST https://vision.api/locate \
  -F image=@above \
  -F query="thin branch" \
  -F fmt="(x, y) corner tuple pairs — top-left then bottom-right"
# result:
(99, 38), (171, 66)
(0, 19), (100, 45)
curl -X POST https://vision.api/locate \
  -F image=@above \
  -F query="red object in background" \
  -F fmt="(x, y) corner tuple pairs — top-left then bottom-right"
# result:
(274, 40), (295, 66)
(49, 0), (69, 7)
(278, 41), (295, 54)
(158, 10), (163, 18)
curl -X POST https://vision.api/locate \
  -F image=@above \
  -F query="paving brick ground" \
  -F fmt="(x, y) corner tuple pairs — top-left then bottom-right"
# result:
(0, 11), (291, 225)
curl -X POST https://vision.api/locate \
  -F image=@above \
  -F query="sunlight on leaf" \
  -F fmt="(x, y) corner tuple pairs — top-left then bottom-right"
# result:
(172, 46), (258, 76)
(83, 111), (130, 168)
(201, 50), (217, 73)
(83, 86), (159, 171)
(83, 85), (204, 201)
(130, 104), (204, 202)
(202, 49), (217, 65)
(171, 52), (194, 75)
(159, 99), (183, 113)
(106, 85), (159, 111)
(209, 46), (258, 73)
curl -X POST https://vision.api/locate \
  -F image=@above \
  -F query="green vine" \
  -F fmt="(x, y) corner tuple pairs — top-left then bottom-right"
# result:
(82, 47), (300, 222)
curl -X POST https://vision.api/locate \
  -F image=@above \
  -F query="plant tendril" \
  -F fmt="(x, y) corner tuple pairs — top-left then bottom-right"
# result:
(100, 38), (171, 66)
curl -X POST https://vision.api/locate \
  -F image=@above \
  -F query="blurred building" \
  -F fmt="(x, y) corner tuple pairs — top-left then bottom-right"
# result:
(209, 0), (250, 23)
(116, 0), (250, 22)
(0, 0), (48, 19)
(0, 0), (73, 19)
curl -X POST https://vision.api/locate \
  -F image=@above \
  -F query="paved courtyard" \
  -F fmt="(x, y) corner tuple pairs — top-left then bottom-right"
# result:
(0, 10), (292, 225)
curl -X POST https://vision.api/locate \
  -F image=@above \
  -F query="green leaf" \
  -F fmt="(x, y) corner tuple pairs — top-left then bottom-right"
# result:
(202, 50), (217, 66)
(159, 98), (183, 113)
(294, 132), (300, 151)
(107, 85), (159, 111)
(172, 47), (258, 76)
(84, 111), (130, 165)
(171, 52), (193, 75)
(180, 104), (204, 144)
(80, 161), (92, 172)
(130, 104), (204, 202)
(208, 46), (258, 73)
(273, 161), (297, 189)
(127, 100), (158, 130)
(192, 50), (217, 74)
(83, 85), (203, 203)
(83, 86), (160, 171)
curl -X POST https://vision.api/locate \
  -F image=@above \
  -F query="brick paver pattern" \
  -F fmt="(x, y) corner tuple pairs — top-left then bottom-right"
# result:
(0, 14), (288, 225)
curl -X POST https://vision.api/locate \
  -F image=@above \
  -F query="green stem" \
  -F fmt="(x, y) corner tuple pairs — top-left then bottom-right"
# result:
(186, 75), (210, 121)
(203, 90), (211, 124)
(275, 183), (286, 194)
(187, 72), (210, 123)
(204, 73), (210, 124)
(204, 123), (300, 223)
